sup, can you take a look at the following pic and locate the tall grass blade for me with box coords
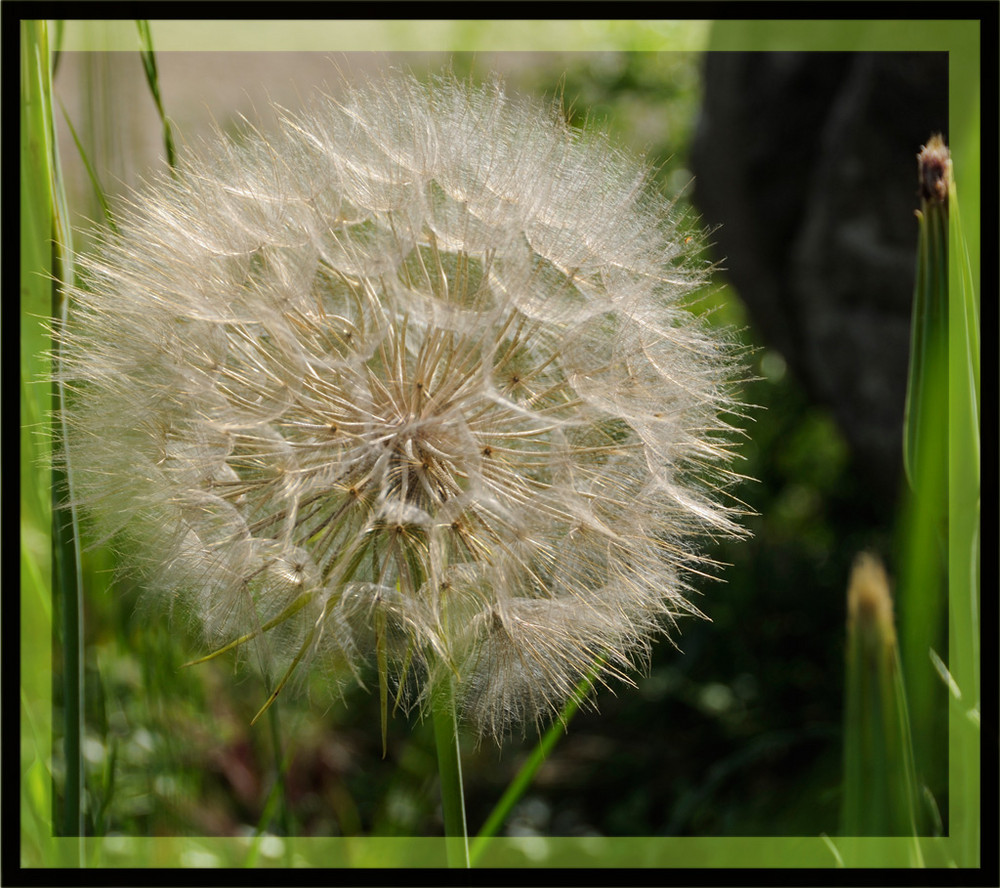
[21,19,58,862]
[897,135,952,822]
[897,134,980,866]
[902,135,950,496]
[22,18,86,841]
[946,146,980,870]
[135,20,176,170]
[59,105,118,235]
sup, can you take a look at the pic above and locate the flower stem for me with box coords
[266,700,291,838]
[431,682,469,868]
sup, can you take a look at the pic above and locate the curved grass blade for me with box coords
[250,623,317,727]
[59,103,118,235]
[135,20,176,170]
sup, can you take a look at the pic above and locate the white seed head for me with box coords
[60,70,747,741]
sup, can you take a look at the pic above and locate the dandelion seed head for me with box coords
[60,70,747,741]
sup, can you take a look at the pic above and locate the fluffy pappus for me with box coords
[58,70,749,742]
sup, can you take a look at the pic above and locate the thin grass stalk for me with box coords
[243,702,296,868]
[52,91,84,843]
[58,106,117,235]
[53,381,84,840]
[265,700,292,839]
[135,20,176,171]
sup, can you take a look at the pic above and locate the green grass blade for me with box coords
[180,590,313,667]
[21,20,57,863]
[23,18,86,842]
[946,146,980,870]
[135,20,176,170]
[59,104,118,235]
[896,133,980,866]
[897,137,952,820]
[902,136,950,495]
[264,701,293,839]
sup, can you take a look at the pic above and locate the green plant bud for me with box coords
[841,553,920,837]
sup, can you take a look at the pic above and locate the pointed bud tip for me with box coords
[847,552,895,644]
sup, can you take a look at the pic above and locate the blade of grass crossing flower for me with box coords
[470,658,601,866]
[180,590,313,667]
[245,539,378,724]
[250,623,318,727]
[135,20,176,170]
[841,554,922,844]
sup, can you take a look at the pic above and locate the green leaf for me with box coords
[945,135,981,870]
[897,136,951,826]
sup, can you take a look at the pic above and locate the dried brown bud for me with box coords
[917,134,951,207]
